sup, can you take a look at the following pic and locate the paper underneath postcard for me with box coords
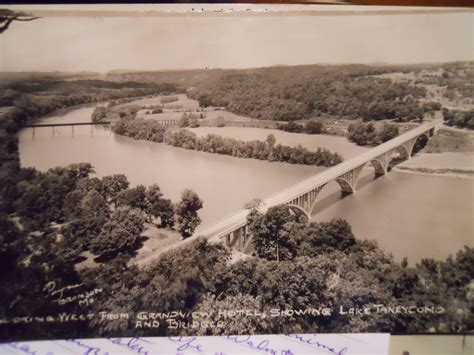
[1,333,390,355]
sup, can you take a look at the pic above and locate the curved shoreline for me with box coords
[394,166,474,179]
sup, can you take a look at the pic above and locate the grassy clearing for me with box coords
[425,128,474,153]
[75,223,183,271]
[133,223,183,261]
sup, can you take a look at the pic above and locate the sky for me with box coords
[0,7,473,72]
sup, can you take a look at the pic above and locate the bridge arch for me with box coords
[394,144,411,160]
[411,133,430,156]
[334,163,366,194]
[285,203,310,221]
[370,158,388,176]
[335,177,356,194]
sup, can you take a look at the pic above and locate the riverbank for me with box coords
[395,152,474,179]
[189,126,367,160]
[112,118,344,167]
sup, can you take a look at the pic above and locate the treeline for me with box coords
[1,82,181,129]
[277,120,326,134]
[164,130,343,167]
[112,118,343,167]
[91,105,140,123]
[347,122,400,146]
[442,108,474,130]
[0,79,181,106]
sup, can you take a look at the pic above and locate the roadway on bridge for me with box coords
[194,119,441,242]
[135,119,441,266]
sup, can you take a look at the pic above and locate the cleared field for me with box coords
[117,93,200,110]
[425,128,474,153]
[136,106,279,127]
[115,95,162,108]
[162,94,199,109]
[136,110,183,120]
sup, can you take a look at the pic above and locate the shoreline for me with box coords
[394,151,473,179]
[393,166,474,180]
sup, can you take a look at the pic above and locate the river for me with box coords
[18,106,473,264]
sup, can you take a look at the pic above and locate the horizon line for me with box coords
[1,59,473,75]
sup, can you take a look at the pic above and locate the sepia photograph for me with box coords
[0,4,473,344]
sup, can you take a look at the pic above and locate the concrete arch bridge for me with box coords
[193,120,439,253]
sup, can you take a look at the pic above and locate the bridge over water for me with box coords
[24,121,112,138]
[193,119,441,253]
[24,119,180,138]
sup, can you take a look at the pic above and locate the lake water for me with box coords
[18,106,473,263]
[19,106,322,228]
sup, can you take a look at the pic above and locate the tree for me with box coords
[379,123,399,143]
[91,206,146,261]
[247,205,301,261]
[91,107,108,123]
[198,94,213,108]
[61,190,110,251]
[179,114,189,128]
[305,120,325,134]
[348,122,379,146]
[80,190,111,221]
[101,174,129,205]
[298,218,356,256]
[0,10,40,34]
[145,184,175,227]
[116,185,147,211]
[265,134,276,148]
[175,189,203,238]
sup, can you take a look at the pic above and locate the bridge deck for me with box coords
[195,119,440,241]
[24,122,112,127]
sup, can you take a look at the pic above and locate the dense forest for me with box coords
[103,63,473,123]
[112,118,343,167]
[192,70,428,122]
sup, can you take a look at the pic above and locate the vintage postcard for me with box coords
[0,4,472,342]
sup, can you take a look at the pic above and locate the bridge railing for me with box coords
[24,122,112,128]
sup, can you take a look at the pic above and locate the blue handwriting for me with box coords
[168,336,204,353]
[285,334,348,355]
[226,335,293,355]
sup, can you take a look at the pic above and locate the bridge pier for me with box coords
[286,184,327,220]
[223,225,252,252]
[371,149,395,176]
[335,164,365,194]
